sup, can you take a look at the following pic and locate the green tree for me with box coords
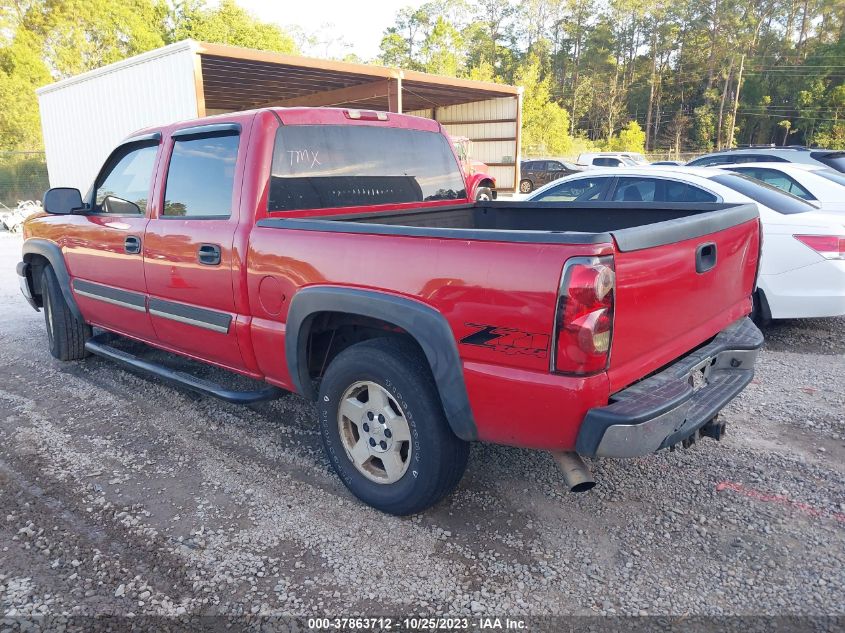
[421,16,463,75]
[168,0,297,53]
[28,0,168,78]
[515,53,572,155]
[607,120,645,152]
[0,30,50,149]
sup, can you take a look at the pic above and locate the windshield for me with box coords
[815,169,845,187]
[710,173,816,214]
[624,153,648,164]
[810,151,845,173]
[620,156,639,166]
[268,125,466,211]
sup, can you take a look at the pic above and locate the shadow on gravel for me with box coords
[760,316,845,355]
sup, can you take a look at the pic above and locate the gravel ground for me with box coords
[0,232,843,627]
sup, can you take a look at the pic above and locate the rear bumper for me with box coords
[575,317,763,458]
[16,261,39,311]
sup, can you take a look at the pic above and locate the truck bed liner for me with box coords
[258,201,758,251]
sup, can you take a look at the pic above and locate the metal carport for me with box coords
[196,42,522,191]
[38,40,522,192]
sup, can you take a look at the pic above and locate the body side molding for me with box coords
[286,286,478,441]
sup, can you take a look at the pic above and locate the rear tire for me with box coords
[519,179,533,194]
[41,266,91,360]
[750,290,771,327]
[318,338,469,515]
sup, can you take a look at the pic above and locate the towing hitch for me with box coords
[669,415,726,451]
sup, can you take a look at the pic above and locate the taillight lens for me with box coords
[553,256,615,375]
[794,235,845,260]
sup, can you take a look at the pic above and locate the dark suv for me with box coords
[688,147,845,172]
[519,159,582,193]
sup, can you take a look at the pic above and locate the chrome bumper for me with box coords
[16,261,39,311]
[575,317,763,458]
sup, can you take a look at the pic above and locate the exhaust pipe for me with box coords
[551,451,596,493]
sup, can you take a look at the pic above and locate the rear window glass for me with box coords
[711,173,815,214]
[810,151,845,173]
[593,157,621,167]
[268,125,466,211]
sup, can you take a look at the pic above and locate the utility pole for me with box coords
[728,53,746,149]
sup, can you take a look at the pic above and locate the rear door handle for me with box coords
[198,243,221,266]
[695,242,717,273]
[124,235,141,254]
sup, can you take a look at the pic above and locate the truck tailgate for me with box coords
[607,209,760,393]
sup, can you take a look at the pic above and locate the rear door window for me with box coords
[269,125,466,211]
[612,178,657,201]
[163,133,240,218]
[611,177,719,202]
[532,177,612,202]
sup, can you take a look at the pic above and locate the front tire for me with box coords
[519,179,533,194]
[318,338,469,515]
[41,266,91,360]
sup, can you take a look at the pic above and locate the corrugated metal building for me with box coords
[36,40,522,194]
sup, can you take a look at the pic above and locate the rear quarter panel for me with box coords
[246,228,613,447]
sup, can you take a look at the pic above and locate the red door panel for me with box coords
[143,218,243,370]
[63,215,157,340]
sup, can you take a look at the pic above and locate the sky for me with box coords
[236,0,422,61]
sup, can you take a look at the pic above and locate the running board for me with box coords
[84,333,284,404]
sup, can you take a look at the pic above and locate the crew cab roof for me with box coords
[124,107,442,143]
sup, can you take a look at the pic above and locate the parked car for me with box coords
[652,160,685,166]
[451,136,496,201]
[19,108,763,515]
[577,152,648,168]
[518,158,582,193]
[716,162,845,213]
[688,146,845,172]
[528,167,845,321]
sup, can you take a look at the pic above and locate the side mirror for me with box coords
[43,188,83,215]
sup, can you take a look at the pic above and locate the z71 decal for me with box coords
[460,323,550,358]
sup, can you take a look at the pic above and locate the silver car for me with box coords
[688,146,845,172]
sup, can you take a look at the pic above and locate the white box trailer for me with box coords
[37,40,523,194]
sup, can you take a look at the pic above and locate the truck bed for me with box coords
[258,201,758,251]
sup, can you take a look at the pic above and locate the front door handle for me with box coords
[198,243,221,266]
[124,235,141,254]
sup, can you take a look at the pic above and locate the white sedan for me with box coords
[527,167,845,321]
[716,162,845,213]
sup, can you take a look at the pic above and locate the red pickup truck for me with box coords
[18,107,763,515]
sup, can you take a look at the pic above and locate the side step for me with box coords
[84,333,284,404]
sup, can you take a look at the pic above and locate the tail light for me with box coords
[794,234,845,260]
[552,256,615,375]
